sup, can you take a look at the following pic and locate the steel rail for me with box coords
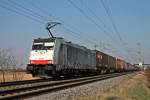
[0,73,105,87]
[0,78,52,88]
[0,72,127,88]
[0,72,126,94]
[0,72,130,93]
[0,72,135,100]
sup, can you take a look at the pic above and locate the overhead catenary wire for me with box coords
[1,0,129,59]
[26,0,123,53]
[0,8,80,45]
[0,3,44,24]
[1,0,136,63]
[67,0,123,56]
[23,0,100,45]
[98,0,136,61]
[23,0,54,20]
[23,0,118,54]
[79,0,120,51]
[80,0,115,37]
[1,0,98,46]
[67,0,115,41]
[62,26,97,45]
[7,0,51,22]
[99,0,124,44]
[67,0,130,58]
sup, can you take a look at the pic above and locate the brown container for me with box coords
[94,50,109,68]
[127,63,133,71]
[108,55,116,68]
[116,58,124,70]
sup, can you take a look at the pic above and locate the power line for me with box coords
[67,0,121,54]
[7,0,50,22]
[62,26,96,45]
[80,0,115,36]
[0,2,88,45]
[1,0,93,45]
[1,0,117,54]
[79,0,120,51]
[99,0,124,44]
[67,0,114,41]
[25,0,120,48]
[98,0,135,60]
[23,0,54,19]
[24,0,99,45]
[0,3,44,24]
[14,0,98,45]
[0,0,46,23]
[23,0,135,62]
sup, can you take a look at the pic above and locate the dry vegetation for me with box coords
[0,70,37,82]
[77,71,150,100]
[0,48,38,82]
[145,68,150,89]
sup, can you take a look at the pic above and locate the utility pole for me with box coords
[46,22,61,38]
[137,42,144,69]
[94,41,103,50]
[94,44,98,50]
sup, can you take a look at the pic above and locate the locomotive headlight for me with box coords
[48,60,51,63]
[48,60,53,64]
[30,60,35,64]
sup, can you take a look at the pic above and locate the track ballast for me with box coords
[0,72,135,100]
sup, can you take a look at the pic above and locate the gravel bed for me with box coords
[26,73,137,100]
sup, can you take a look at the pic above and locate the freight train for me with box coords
[27,37,139,77]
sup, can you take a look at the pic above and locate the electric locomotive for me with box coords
[27,37,96,77]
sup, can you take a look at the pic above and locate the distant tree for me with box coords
[0,48,24,82]
[0,48,11,82]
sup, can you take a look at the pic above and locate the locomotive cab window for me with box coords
[44,42,54,50]
[32,43,43,50]
[32,42,54,50]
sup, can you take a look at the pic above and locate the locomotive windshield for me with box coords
[32,42,54,50]
[32,38,55,50]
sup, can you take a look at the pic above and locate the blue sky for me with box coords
[0,0,150,67]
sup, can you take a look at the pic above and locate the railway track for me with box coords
[0,72,135,100]
[0,78,52,88]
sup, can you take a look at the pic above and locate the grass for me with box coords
[129,84,150,100]
[77,71,150,100]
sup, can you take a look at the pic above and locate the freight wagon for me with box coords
[94,50,116,74]
[115,58,125,72]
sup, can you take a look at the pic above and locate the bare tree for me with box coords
[0,48,25,82]
[0,48,11,82]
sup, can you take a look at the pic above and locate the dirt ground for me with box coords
[0,71,38,82]
[77,71,150,100]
